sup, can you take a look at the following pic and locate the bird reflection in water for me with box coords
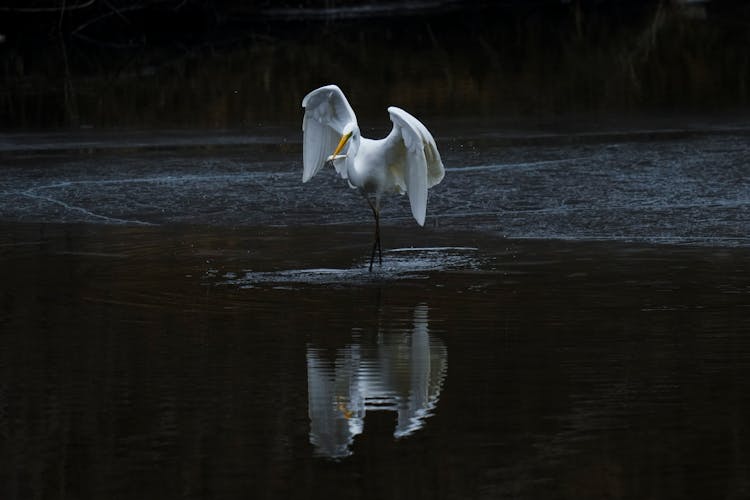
[306,304,447,458]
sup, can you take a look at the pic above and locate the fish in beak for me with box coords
[326,131,352,163]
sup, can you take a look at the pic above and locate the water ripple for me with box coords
[216,246,482,288]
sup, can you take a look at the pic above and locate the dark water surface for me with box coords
[1,125,750,499]
[2,121,749,244]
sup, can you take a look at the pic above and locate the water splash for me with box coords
[216,247,481,288]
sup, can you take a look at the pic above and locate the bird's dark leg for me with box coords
[375,208,382,266]
[365,196,383,272]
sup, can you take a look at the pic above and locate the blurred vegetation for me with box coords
[0,1,749,129]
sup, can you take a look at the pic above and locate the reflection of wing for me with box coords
[306,345,363,459]
[306,303,447,458]
[301,85,357,182]
[385,107,445,226]
[395,303,448,438]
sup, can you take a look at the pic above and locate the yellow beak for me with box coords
[332,131,352,157]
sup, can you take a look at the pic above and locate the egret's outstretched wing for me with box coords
[386,107,445,226]
[301,85,357,182]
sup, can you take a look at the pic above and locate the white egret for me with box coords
[301,84,445,271]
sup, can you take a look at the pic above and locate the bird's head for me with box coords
[331,122,358,158]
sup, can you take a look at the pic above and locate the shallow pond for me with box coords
[1,123,749,499]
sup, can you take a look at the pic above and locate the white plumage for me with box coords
[301,84,445,270]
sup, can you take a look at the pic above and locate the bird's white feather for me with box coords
[386,107,445,225]
[404,142,429,226]
[388,107,444,189]
[300,86,445,228]
[301,85,357,182]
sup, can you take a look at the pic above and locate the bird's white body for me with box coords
[344,135,403,196]
[301,85,444,226]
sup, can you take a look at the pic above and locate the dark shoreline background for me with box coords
[2,0,749,129]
